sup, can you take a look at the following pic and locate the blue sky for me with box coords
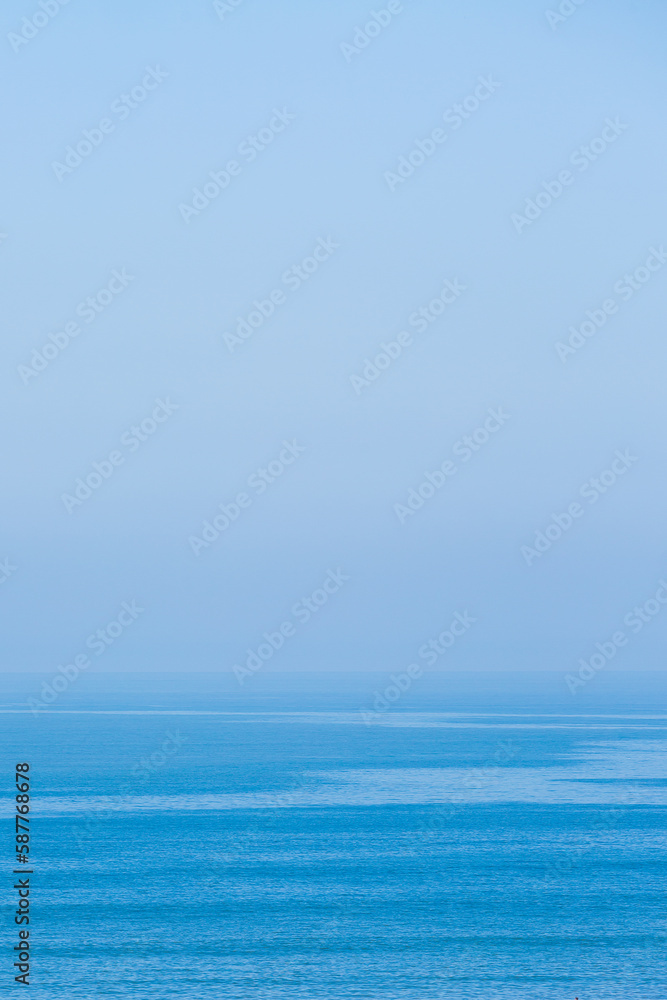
[2,0,667,676]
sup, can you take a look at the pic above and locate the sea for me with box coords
[1,672,666,999]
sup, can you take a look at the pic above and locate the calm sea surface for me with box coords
[2,705,666,998]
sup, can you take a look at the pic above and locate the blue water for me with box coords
[2,697,666,998]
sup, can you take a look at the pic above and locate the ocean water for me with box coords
[2,694,667,998]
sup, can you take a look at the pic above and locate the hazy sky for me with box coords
[2,0,667,678]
